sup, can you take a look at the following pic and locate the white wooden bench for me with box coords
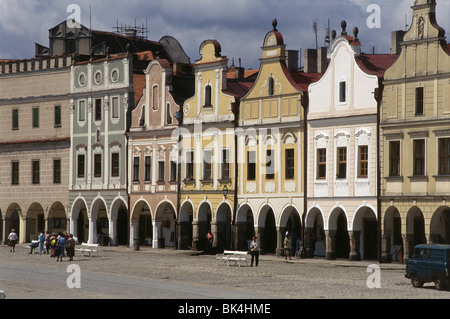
[216,250,249,267]
[75,243,99,257]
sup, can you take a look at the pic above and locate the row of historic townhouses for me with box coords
[306,22,398,261]
[237,22,320,255]
[380,0,450,262]
[0,55,73,244]
[69,54,138,245]
[127,57,194,248]
[179,39,251,252]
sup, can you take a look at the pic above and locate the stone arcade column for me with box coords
[2,218,6,245]
[381,232,391,263]
[349,231,361,261]
[325,230,336,260]
[276,226,286,256]
[129,220,138,248]
[152,220,162,248]
[211,221,218,249]
[88,217,96,244]
[192,221,199,251]
[304,227,314,258]
[403,234,414,263]
[108,217,116,246]
[235,222,248,250]
[256,227,265,254]
[177,221,190,250]
[69,217,77,242]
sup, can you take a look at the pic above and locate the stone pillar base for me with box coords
[349,252,361,261]
[326,251,336,260]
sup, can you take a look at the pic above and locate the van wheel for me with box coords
[411,275,423,288]
[434,278,446,291]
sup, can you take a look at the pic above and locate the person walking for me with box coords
[284,234,292,260]
[249,236,259,267]
[7,229,18,252]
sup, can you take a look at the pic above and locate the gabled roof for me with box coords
[289,70,323,92]
[224,80,255,100]
[355,53,399,78]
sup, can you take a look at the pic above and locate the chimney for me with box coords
[286,50,299,72]
[317,47,328,73]
[391,30,405,55]
[304,49,317,73]
[235,58,245,79]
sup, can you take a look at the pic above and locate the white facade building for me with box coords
[306,25,397,260]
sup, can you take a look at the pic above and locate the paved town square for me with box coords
[2,3,450,311]
[0,244,448,301]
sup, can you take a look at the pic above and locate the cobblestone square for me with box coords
[1,244,448,300]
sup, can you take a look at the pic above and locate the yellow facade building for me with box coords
[381,0,450,261]
[178,40,253,251]
[237,21,321,254]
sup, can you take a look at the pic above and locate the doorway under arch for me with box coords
[430,206,450,244]
[197,202,212,251]
[216,203,232,251]
[259,206,276,254]
[236,204,254,250]
[6,206,21,244]
[155,201,176,248]
[178,201,193,250]
[329,208,350,259]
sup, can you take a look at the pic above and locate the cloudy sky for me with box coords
[1,0,450,69]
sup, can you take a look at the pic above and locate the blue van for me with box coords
[405,244,450,290]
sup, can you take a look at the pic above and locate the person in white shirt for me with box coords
[8,229,18,252]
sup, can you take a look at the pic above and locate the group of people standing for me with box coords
[43,231,76,261]
[7,229,76,261]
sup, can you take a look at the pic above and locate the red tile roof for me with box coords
[224,80,254,99]
[355,54,399,78]
[280,60,323,92]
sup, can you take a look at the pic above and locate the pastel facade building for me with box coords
[179,39,253,251]
[237,22,321,254]
[307,23,397,260]
[69,54,137,245]
[127,44,194,248]
[380,0,450,261]
[0,56,72,244]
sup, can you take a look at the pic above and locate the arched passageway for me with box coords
[216,203,232,252]
[236,204,254,250]
[258,206,277,254]
[178,202,193,250]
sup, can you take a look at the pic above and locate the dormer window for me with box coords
[204,85,212,107]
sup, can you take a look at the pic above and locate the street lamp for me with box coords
[223,185,228,198]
